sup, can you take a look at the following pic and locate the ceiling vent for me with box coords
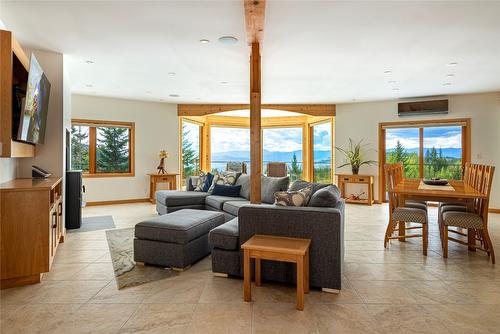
[398,99,448,117]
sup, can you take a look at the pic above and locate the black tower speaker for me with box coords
[65,170,82,229]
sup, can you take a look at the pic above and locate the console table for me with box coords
[148,173,179,204]
[337,174,374,205]
[0,177,64,289]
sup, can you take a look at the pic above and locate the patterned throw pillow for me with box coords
[194,172,212,192]
[208,171,240,193]
[274,185,313,207]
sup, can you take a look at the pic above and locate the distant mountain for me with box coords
[211,150,331,163]
[386,147,462,159]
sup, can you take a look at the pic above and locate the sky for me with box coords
[386,126,462,150]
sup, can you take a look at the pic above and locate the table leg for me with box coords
[255,258,261,287]
[296,255,304,311]
[304,250,309,294]
[171,176,177,190]
[243,250,251,302]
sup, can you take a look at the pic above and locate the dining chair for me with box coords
[390,162,428,211]
[226,161,247,174]
[267,162,288,177]
[441,164,495,263]
[384,163,429,255]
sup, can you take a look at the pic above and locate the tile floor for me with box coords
[1,203,500,333]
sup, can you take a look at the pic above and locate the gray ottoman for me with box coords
[134,209,225,269]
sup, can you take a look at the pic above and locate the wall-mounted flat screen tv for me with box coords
[17,54,51,144]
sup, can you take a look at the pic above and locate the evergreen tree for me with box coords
[391,140,409,165]
[182,124,199,177]
[96,127,129,172]
[71,126,89,171]
[289,152,302,180]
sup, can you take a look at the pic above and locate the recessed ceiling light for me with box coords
[220,81,228,84]
[443,82,452,86]
[446,74,455,77]
[168,72,176,76]
[169,94,180,98]
[447,62,458,67]
[392,87,399,91]
[199,39,210,44]
[85,84,93,88]
[218,36,239,45]
[85,60,95,64]
[388,80,397,84]
[384,70,392,74]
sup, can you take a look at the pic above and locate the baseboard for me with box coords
[86,198,150,206]
[490,208,500,214]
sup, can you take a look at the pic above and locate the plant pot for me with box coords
[351,166,359,175]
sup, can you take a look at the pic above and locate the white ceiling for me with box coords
[1,1,500,104]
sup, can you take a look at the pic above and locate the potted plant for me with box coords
[336,138,377,175]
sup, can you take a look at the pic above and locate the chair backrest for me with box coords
[226,161,247,174]
[267,162,287,177]
[384,163,402,211]
[476,165,495,223]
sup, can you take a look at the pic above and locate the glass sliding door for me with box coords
[262,127,303,181]
[211,126,250,174]
[385,127,420,178]
[312,121,332,183]
[182,121,201,186]
[423,126,462,180]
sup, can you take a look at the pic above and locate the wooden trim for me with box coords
[419,127,424,178]
[379,118,470,128]
[303,123,311,181]
[378,124,386,202]
[129,123,135,176]
[88,127,96,174]
[72,118,134,128]
[244,0,266,44]
[250,42,262,204]
[177,104,335,117]
[11,35,29,70]
[489,208,500,214]
[179,117,184,184]
[85,198,150,206]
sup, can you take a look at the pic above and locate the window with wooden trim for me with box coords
[71,119,135,177]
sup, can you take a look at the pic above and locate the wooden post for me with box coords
[250,42,262,203]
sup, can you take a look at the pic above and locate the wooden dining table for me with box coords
[390,178,488,249]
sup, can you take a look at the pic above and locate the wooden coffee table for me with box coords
[241,234,311,310]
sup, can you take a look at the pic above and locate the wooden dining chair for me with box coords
[267,162,287,177]
[384,163,429,255]
[390,162,427,211]
[442,164,495,263]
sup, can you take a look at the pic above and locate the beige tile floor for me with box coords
[2,203,500,333]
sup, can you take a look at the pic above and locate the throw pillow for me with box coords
[261,176,290,204]
[289,179,329,194]
[194,172,213,192]
[274,185,313,207]
[211,184,242,197]
[235,174,250,200]
[208,171,240,193]
[308,185,341,207]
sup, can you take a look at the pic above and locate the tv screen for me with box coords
[17,54,50,144]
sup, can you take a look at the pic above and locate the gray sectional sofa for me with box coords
[154,174,345,291]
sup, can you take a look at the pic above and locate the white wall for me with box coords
[335,92,500,209]
[0,158,17,182]
[71,95,179,202]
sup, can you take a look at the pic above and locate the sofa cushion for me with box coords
[235,174,250,200]
[208,218,239,250]
[135,209,225,245]
[274,186,313,207]
[205,195,247,210]
[308,185,341,208]
[212,184,242,197]
[156,190,209,207]
[261,176,290,204]
[223,200,251,216]
[290,179,329,194]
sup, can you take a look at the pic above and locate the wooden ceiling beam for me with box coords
[244,0,266,44]
[177,104,336,117]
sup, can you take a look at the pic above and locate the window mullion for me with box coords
[419,127,424,178]
[89,127,97,174]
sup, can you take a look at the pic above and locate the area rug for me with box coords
[68,215,116,233]
[105,228,177,289]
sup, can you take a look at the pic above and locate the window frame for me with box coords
[309,119,334,184]
[71,118,135,178]
[378,118,471,202]
[179,118,203,186]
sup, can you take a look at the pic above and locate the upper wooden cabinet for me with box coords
[0,29,35,158]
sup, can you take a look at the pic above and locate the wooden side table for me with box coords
[241,234,311,311]
[147,173,179,204]
[336,174,375,205]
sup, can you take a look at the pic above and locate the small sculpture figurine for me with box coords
[157,150,169,174]
[348,191,366,201]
